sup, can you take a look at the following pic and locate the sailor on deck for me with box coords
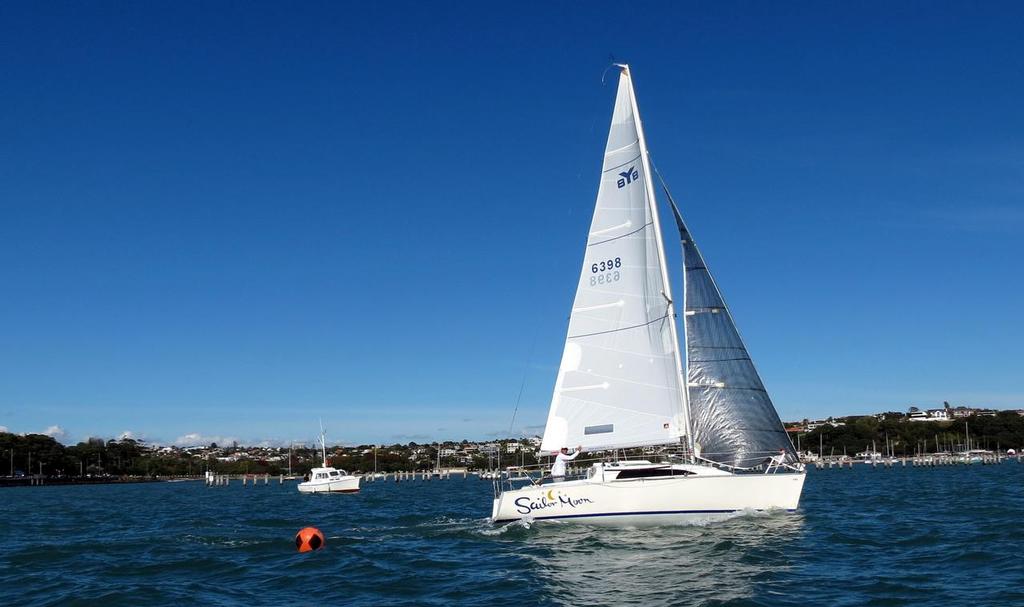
[550,446,582,482]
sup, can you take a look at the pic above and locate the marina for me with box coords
[196,454,1023,491]
[202,469,472,486]
[812,454,1018,468]
[10,450,1018,492]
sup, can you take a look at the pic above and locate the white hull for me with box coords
[492,469,805,526]
[298,475,360,493]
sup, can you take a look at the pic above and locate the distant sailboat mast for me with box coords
[318,419,328,468]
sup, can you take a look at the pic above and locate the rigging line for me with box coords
[600,58,620,85]
[507,328,539,436]
[649,161,687,237]
[588,221,652,246]
[568,314,670,340]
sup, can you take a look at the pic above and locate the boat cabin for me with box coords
[575,460,732,483]
[310,468,349,480]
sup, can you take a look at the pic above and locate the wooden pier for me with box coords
[199,455,1022,488]
[203,469,476,487]
[810,453,1021,470]
[362,469,469,482]
[205,472,286,486]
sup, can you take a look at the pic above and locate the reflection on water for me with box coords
[523,513,805,606]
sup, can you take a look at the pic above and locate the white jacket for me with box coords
[551,450,580,477]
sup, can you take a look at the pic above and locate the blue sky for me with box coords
[1,2,1021,446]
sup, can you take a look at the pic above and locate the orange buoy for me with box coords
[295,526,325,552]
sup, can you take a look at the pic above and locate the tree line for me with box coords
[793,412,1024,457]
[0,433,204,478]
[0,433,542,478]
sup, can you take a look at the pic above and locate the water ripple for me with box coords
[1,464,1022,605]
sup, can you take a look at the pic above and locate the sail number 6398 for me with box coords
[590,257,622,273]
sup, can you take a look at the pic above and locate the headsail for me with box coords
[541,68,687,453]
[659,183,798,467]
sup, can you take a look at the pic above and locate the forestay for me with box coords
[541,69,686,453]
[663,189,798,468]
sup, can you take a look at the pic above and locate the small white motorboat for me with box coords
[298,423,360,494]
[298,466,360,493]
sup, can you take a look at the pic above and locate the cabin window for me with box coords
[615,468,693,479]
[329,471,339,476]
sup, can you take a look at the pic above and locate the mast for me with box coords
[318,419,328,468]
[618,64,693,453]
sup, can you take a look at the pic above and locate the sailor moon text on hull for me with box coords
[492,65,804,525]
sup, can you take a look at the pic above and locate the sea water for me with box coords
[2,463,1023,606]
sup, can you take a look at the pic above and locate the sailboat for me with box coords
[491,65,805,525]
[283,443,303,481]
[368,446,387,480]
[297,423,360,494]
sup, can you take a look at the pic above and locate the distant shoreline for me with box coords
[0,476,189,488]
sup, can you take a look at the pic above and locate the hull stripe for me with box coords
[493,508,796,524]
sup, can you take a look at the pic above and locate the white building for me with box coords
[908,408,949,422]
[804,418,845,431]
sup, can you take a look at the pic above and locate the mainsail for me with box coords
[661,186,798,468]
[541,67,687,453]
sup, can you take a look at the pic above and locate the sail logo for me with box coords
[617,166,639,189]
[514,490,595,515]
